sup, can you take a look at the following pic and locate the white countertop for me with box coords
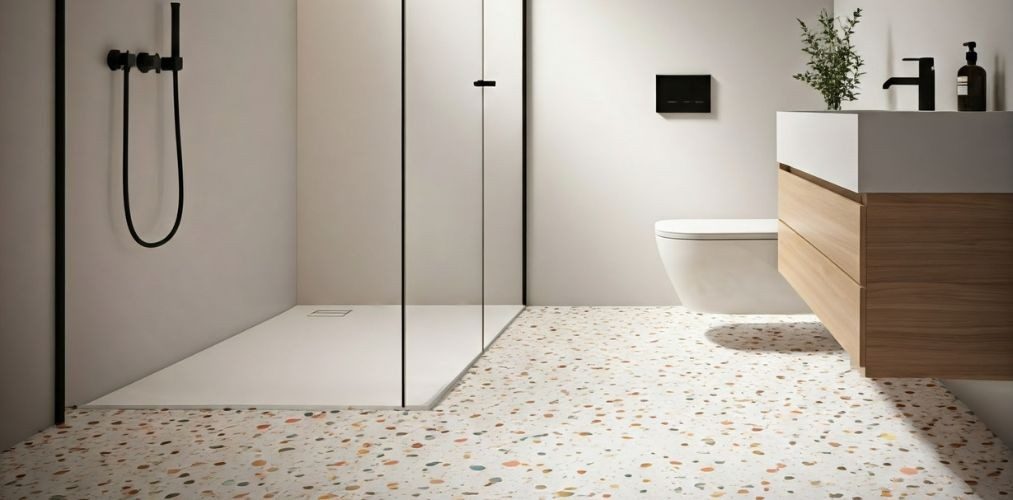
[776,111,1013,193]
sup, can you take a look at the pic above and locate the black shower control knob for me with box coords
[106,50,136,71]
[136,52,161,73]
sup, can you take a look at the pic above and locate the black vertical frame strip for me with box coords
[480,0,486,350]
[400,0,407,409]
[54,0,66,425]
[521,0,528,306]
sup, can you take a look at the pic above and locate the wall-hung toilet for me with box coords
[655,219,809,314]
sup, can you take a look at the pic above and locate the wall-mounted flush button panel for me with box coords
[656,75,711,113]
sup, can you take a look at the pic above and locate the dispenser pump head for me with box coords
[963,41,978,64]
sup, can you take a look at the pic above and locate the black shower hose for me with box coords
[120,63,184,248]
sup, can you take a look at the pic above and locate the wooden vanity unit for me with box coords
[776,111,1013,380]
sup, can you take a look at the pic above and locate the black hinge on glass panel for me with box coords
[473,80,497,87]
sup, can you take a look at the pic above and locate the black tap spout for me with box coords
[882,57,935,110]
[882,77,920,89]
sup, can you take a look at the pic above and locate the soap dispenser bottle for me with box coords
[957,41,986,111]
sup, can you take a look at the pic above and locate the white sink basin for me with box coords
[776,111,1013,193]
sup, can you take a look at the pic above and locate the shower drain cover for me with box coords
[308,309,352,318]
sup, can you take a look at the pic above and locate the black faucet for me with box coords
[883,57,935,110]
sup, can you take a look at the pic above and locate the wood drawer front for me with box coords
[862,193,1013,379]
[778,169,863,283]
[864,282,1013,379]
[778,222,863,365]
[865,193,1013,283]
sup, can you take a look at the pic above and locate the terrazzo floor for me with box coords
[2,307,1010,499]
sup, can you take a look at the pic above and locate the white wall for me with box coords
[405,0,485,305]
[527,0,830,305]
[0,0,54,450]
[66,0,297,405]
[484,0,525,307]
[836,0,1013,448]
[837,0,1012,112]
[297,0,402,305]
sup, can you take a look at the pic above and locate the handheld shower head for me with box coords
[160,2,182,71]
[171,2,180,61]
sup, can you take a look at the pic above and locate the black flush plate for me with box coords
[656,75,711,113]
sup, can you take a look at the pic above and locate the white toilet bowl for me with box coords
[655,219,809,314]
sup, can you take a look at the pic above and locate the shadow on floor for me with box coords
[706,321,1010,495]
[704,322,843,353]
[872,378,1011,497]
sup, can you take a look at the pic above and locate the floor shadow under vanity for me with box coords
[704,321,842,353]
[705,319,1010,497]
[872,378,1011,498]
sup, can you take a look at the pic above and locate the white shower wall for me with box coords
[65,0,298,406]
[0,0,55,450]
[296,0,403,305]
[404,0,485,307]
[483,0,525,307]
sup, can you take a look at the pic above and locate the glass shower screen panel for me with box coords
[482,0,525,347]
[404,0,485,407]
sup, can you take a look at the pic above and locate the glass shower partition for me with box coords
[404,0,485,408]
[65,0,522,412]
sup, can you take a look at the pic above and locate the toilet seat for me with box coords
[654,219,777,240]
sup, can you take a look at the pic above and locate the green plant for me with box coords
[793,8,865,110]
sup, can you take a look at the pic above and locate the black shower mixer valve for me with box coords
[106,50,182,73]
[106,1,182,75]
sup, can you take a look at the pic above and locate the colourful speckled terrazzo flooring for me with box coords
[1,306,1010,499]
